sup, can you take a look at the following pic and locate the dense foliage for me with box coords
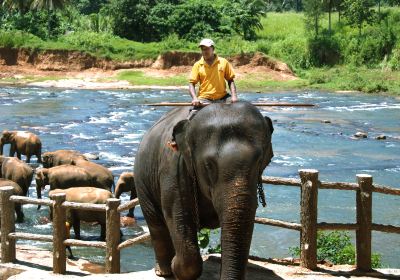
[289,231,382,267]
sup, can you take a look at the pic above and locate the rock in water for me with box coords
[354,132,368,138]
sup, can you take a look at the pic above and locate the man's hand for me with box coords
[192,98,201,106]
[231,95,238,103]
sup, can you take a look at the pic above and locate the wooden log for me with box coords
[117,198,139,213]
[371,223,400,234]
[105,198,120,273]
[51,193,67,274]
[64,239,106,249]
[372,185,400,196]
[118,233,151,251]
[8,233,53,242]
[254,217,301,231]
[143,102,315,107]
[262,176,301,187]
[317,223,359,231]
[356,174,372,272]
[0,187,16,263]
[319,181,359,191]
[62,201,106,212]
[9,196,53,207]
[299,169,319,270]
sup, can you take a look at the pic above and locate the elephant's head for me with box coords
[172,102,273,279]
[114,172,136,198]
[0,131,14,155]
[41,153,53,168]
[35,168,49,200]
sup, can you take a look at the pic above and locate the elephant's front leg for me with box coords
[9,144,16,157]
[140,199,175,277]
[163,182,202,280]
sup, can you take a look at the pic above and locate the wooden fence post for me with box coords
[299,169,319,270]
[106,198,120,273]
[51,193,67,274]
[356,174,372,271]
[0,187,16,263]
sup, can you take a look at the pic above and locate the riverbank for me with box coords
[1,245,400,280]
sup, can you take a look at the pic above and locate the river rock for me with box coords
[83,153,100,160]
[120,216,136,227]
[354,132,368,138]
[375,135,387,140]
[322,120,331,123]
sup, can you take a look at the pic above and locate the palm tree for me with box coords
[2,0,32,13]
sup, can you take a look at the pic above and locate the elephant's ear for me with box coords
[264,116,274,134]
[172,119,189,152]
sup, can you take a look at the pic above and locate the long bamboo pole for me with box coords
[143,102,315,107]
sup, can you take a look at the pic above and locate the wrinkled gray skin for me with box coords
[42,150,88,168]
[0,178,25,223]
[135,102,274,280]
[49,187,113,240]
[114,172,136,218]
[42,150,114,191]
[0,130,42,163]
[0,156,33,197]
[35,165,97,208]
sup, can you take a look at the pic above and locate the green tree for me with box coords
[223,0,265,40]
[303,0,324,37]
[2,0,32,13]
[31,0,69,10]
[342,0,375,36]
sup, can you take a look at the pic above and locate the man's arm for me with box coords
[228,80,238,102]
[189,83,200,106]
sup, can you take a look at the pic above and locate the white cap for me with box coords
[199,38,215,47]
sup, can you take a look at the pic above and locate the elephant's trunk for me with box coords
[218,179,257,280]
[36,179,43,210]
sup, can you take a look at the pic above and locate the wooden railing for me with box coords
[0,189,150,274]
[256,169,400,271]
[0,168,399,273]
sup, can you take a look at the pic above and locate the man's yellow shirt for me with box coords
[189,55,235,100]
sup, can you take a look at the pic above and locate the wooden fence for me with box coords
[0,168,399,273]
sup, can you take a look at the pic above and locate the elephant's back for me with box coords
[49,187,112,203]
[49,165,92,185]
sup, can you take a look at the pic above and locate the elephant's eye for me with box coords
[203,159,218,187]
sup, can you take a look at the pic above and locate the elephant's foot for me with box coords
[154,262,172,277]
[171,255,202,280]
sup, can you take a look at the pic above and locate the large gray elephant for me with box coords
[49,187,113,240]
[114,172,136,218]
[134,102,274,280]
[0,130,42,163]
[0,178,25,223]
[42,150,88,168]
[0,156,33,196]
[35,165,97,202]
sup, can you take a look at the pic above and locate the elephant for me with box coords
[42,150,88,168]
[114,172,137,218]
[35,165,97,205]
[0,178,25,223]
[49,187,113,241]
[42,150,113,191]
[134,101,274,280]
[0,130,42,163]
[0,156,34,197]
[71,158,114,191]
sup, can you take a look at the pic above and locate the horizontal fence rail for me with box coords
[0,169,399,274]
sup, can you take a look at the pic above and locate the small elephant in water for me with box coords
[114,172,137,218]
[0,130,42,163]
[42,150,88,168]
[0,178,25,223]
[0,156,33,197]
[135,102,274,279]
[49,187,113,240]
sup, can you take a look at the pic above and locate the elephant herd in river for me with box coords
[0,102,274,280]
[0,130,136,241]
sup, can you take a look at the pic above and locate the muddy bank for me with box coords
[0,48,293,74]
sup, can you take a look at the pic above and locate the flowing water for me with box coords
[0,87,399,270]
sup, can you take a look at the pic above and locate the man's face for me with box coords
[201,46,214,60]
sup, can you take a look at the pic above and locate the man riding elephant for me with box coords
[135,101,274,280]
[0,130,42,163]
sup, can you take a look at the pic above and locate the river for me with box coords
[0,86,399,270]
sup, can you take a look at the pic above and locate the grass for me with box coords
[116,70,188,86]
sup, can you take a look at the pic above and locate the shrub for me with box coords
[308,33,341,67]
[269,35,311,70]
[388,46,400,70]
[289,231,382,268]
